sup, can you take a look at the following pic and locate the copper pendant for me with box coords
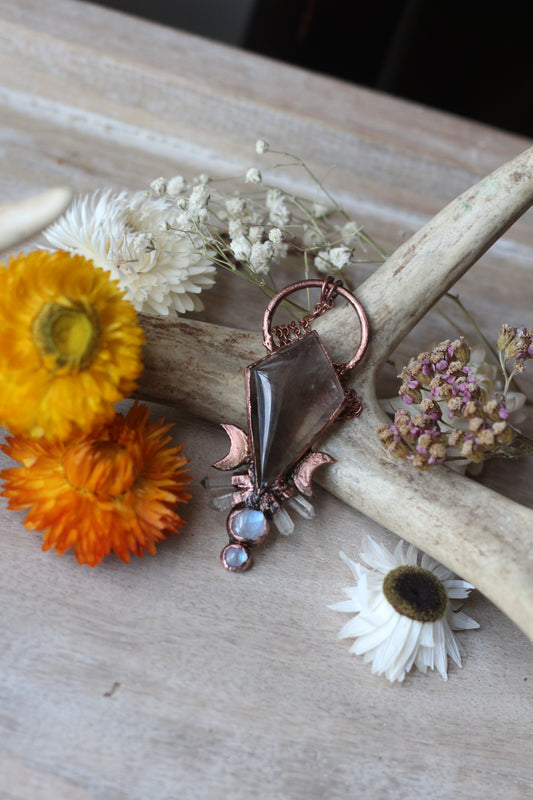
[206,277,369,571]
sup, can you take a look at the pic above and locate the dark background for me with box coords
[91,0,533,138]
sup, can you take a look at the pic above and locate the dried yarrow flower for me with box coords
[497,324,533,395]
[378,335,530,470]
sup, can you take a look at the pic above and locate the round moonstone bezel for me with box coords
[226,506,270,545]
[220,542,252,572]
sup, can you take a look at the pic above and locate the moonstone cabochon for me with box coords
[247,331,345,487]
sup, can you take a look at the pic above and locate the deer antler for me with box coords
[0,187,72,251]
[2,152,531,638]
[138,146,533,640]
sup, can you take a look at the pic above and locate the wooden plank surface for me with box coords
[0,2,532,798]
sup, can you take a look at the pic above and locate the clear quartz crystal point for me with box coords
[201,474,234,491]
[271,505,295,536]
[208,492,235,512]
[287,493,315,519]
[248,332,344,487]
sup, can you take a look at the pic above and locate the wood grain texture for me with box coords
[0,2,532,799]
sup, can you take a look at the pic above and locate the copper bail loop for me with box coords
[262,277,370,374]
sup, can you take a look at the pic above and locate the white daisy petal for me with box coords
[404,543,418,566]
[415,645,432,673]
[360,536,396,573]
[340,613,381,640]
[443,579,476,599]
[353,610,399,659]
[450,611,480,630]
[393,619,423,680]
[378,614,416,680]
[443,619,465,668]
[420,621,435,647]
[329,599,359,614]
[339,550,365,581]
[420,553,455,581]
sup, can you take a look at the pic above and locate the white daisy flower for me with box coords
[330,537,479,682]
[43,190,216,316]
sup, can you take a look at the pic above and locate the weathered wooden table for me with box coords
[0,2,531,798]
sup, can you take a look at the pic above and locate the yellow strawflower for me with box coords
[0,250,144,439]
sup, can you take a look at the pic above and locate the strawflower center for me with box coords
[33,300,102,370]
[382,565,447,622]
[63,437,143,497]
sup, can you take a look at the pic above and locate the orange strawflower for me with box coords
[1,403,191,566]
[0,250,144,439]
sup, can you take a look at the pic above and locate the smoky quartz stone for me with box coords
[247,331,345,487]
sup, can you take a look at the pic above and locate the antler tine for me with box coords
[361,144,533,364]
[311,144,533,365]
[0,187,72,252]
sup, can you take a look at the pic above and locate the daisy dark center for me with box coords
[382,565,447,622]
[34,301,102,370]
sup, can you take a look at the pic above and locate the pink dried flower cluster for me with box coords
[377,337,515,470]
[497,324,533,373]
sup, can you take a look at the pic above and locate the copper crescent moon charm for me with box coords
[292,451,336,496]
[212,423,249,470]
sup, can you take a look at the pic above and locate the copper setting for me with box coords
[209,277,369,571]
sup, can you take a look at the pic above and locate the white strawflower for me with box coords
[43,190,215,316]
[245,168,262,184]
[330,537,479,682]
[255,139,269,154]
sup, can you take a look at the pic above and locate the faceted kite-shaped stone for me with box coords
[247,332,344,487]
